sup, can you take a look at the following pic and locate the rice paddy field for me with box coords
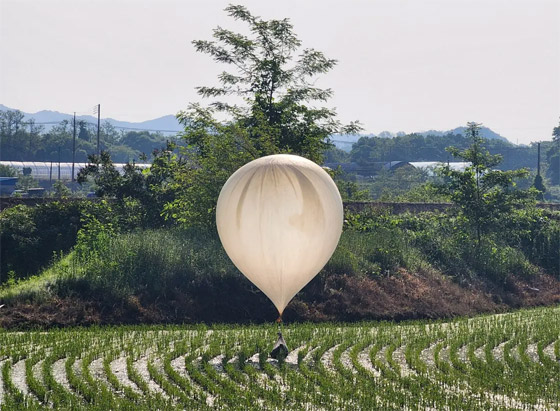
[0,305,559,410]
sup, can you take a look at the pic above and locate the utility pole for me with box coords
[96,103,101,155]
[537,142,541,176]
[58,147,61,180]
[72,112,76,183]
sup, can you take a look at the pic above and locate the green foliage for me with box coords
[381,183,450,203]
[438,122,535,243]
[546,121,560,187]
[344,207,557,281]
[2,205,558,318]
[0,110,43,161]
[0,199,137,284]
[163,118,256,227]
[168,4,360,227]
[77,149,178,228]
[369,167,433,200]
[119,131,169,159]
[502,207,560,274]
[50,180,71,198]
[0,164,18,177]
[541,120,560,187]
[0,202,84,282]
[337,180,371,201]
[0,205,37,283]
[335,165,448,202]
[324,146,350,163]
[334,171,371,201]
[326,227,424,276]
[74,209,117,257]
[15,174,37,190]
[547,152,560,186]
[71,228,235,301]
[189,5,360,159]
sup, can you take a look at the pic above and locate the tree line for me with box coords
[325,132,559,179]
[0,109,173,163]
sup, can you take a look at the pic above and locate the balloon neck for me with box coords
[276,314,283,324]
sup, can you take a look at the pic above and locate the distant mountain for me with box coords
[1,104,509,146]
[0,104,183,135]
[417,126,508,142]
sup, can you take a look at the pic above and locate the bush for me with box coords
[69,228,236,301]
[0,205,37,283]
[3,206,558,314]
[345,208,555,282]
[0,199,134,283]
[508,208,560,275]
[0,164,18,177]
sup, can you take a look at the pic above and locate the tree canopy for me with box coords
[181,5,360,163]
[438,122,534,243]
[166,4,360,226]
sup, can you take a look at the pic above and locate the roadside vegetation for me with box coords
[1,198,558,327]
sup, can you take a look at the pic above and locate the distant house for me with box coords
[0,177,18,195]
[382,161,470,174]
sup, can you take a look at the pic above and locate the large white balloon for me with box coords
[216,154,343,315]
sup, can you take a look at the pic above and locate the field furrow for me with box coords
[0,306,559,409]
[11,359,29,397]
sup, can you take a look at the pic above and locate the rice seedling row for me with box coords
[0,306,558,410]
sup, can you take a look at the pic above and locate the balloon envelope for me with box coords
[216,154,343,314]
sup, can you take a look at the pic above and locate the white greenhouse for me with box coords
[0,161,150,181]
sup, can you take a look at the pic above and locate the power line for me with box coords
[31,121,181,133]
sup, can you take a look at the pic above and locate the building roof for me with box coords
[0,161,150,180]
[409,161,470,171]
[383,161,412,170]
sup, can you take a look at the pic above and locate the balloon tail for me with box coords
[276,313,284,334]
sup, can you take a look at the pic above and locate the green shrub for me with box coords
[0,202,85,282]
[69,228,236,301]
[345,208,555,282]
[0,205,38,282]
[3,206,558,308]
[0,196,177,284]
[503,208,560,276]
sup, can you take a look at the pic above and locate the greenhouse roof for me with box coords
[0,161,150,180]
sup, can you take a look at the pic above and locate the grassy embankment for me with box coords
[1,207,558,327]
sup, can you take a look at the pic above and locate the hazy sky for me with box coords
[1,0,558,144]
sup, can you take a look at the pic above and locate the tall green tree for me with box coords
[167,4,360,226]
[439,122,534,244]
